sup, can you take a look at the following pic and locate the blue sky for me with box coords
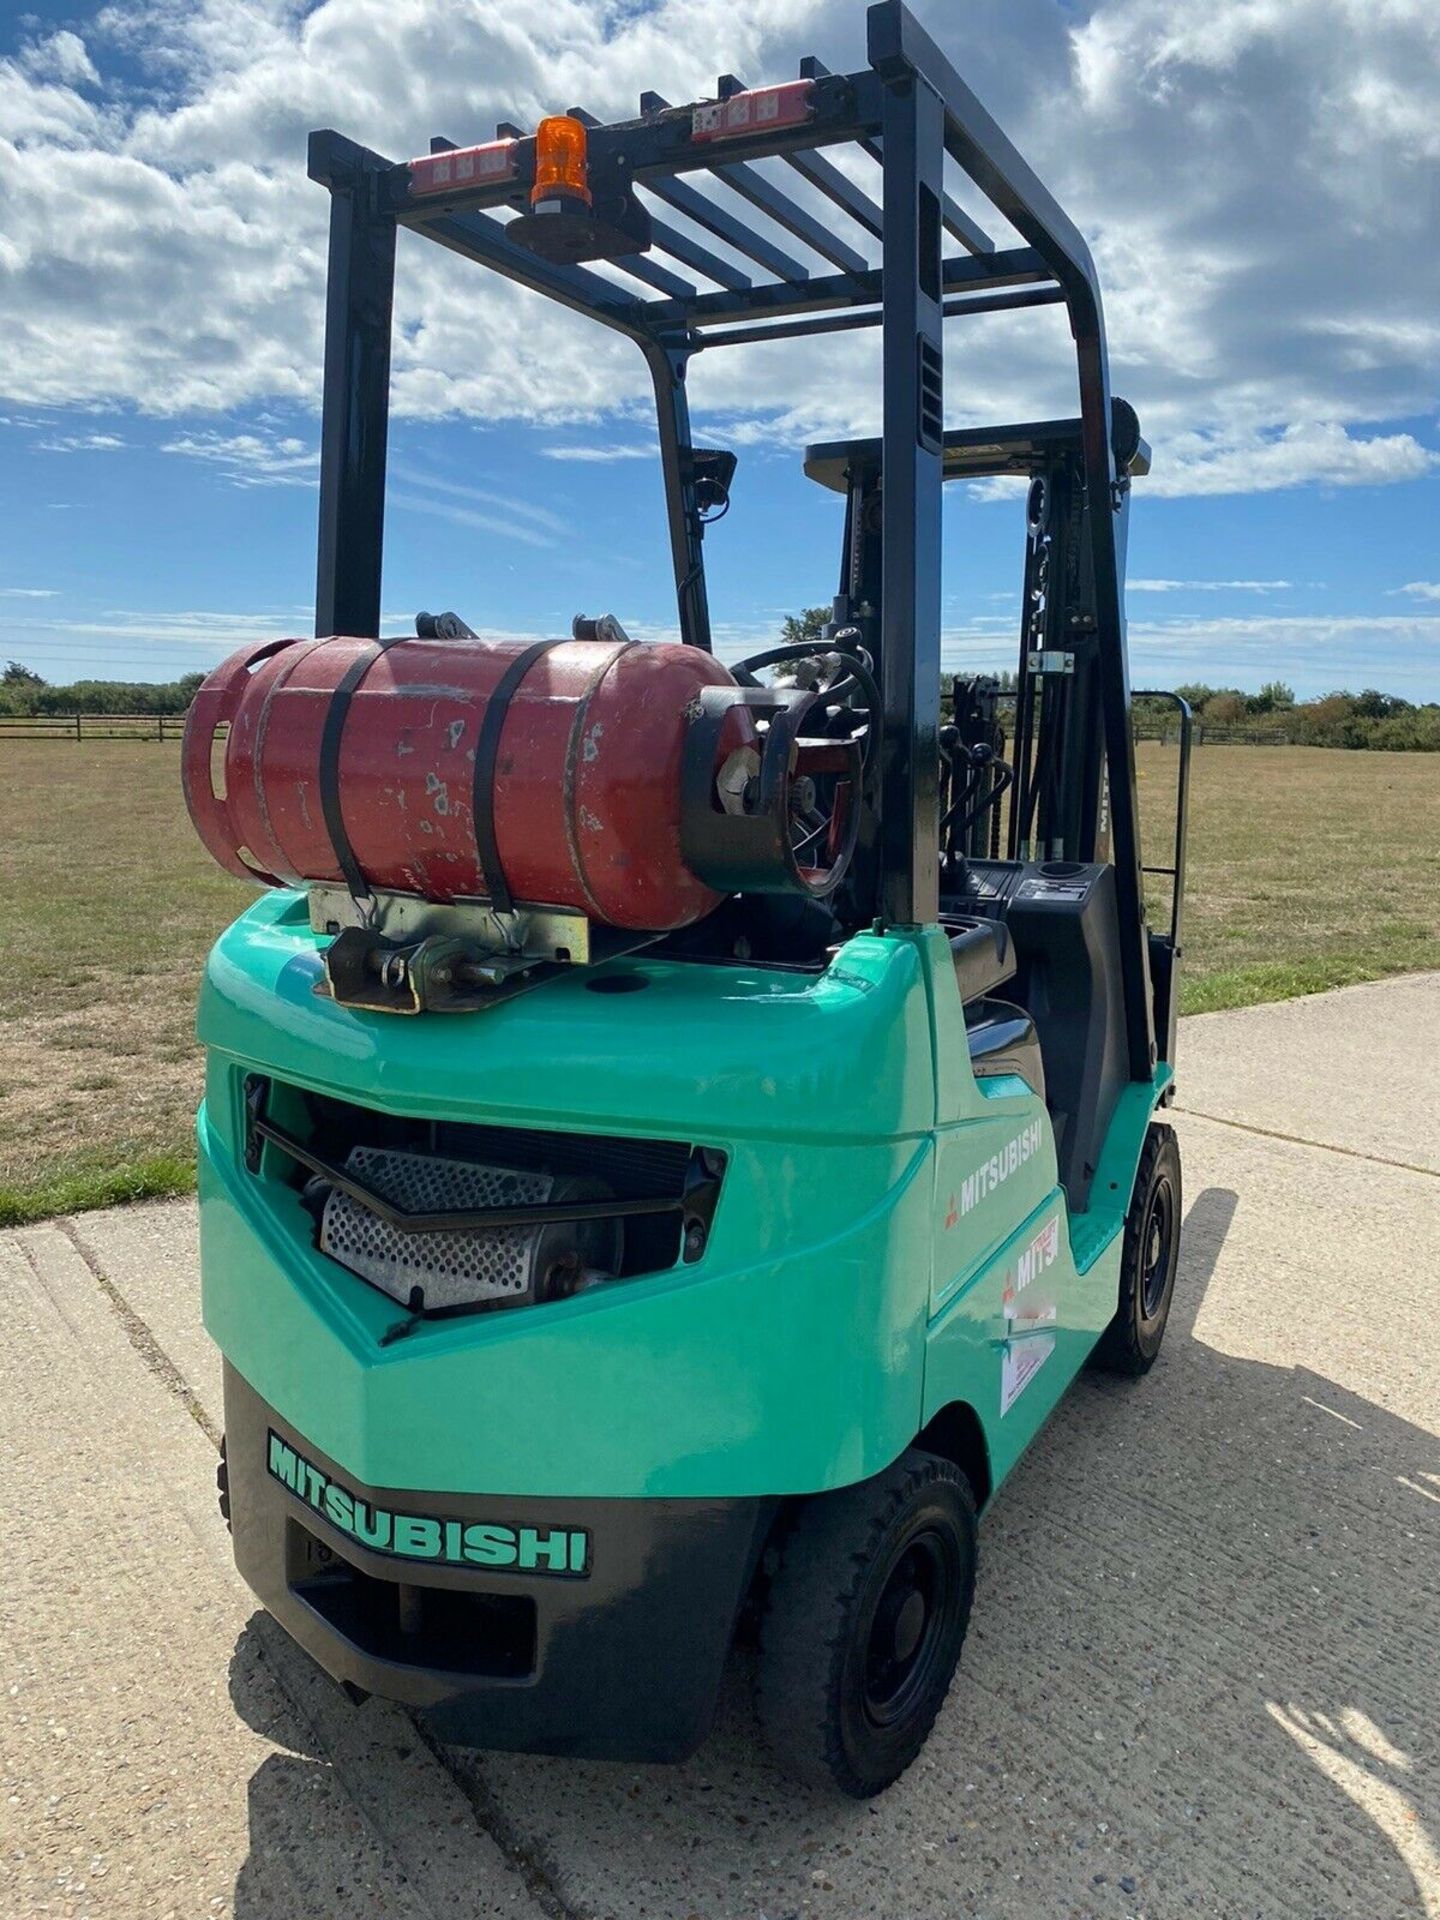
[2,0,1438,697]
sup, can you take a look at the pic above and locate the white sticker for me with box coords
[1000,1334,1055,1416]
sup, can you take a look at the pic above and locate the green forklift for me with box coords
[188,1,1192,1797]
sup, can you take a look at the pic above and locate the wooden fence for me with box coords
[0,711,1314,749]
[0,712,187,742]
[1132,720,1294,747]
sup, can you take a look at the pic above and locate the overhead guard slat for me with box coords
[660,244,1051,331]
[636,91,868,280]
[606,253,696,300]
[711,157,869,276]
[643,174,809,284]
[692,283,1063,350]
[643,214,753,292]
[784,149,883,238]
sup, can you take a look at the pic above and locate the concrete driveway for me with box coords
[4,973,1438,1920]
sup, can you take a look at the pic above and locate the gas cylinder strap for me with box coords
[318,635,412,915]
[470,636,570,915]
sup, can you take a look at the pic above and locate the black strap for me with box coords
[319,635,411,907]
[470,638,569,913]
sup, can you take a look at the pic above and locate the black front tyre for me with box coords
[1091,1121,1182,1376]
[756,1449,978,1798]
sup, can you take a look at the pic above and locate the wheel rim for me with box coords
[861,1527,960,1727]
[1139,1173,1176,1321]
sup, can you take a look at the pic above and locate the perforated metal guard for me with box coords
[319,1145,554,1309]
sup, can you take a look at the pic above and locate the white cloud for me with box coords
[388,490,555,550]
[20,31,99,89]
[37,432,126,452]
[1129,579,1293,594]
[389,466,567,535]
[388,465,568,546]
[0,586,59,597]
[1124,610,1440,701]
[32,609,310,644]
[0,0,1435,497]
[1392,581,1440,601]
[1145,422,1437,498]
[540,444,655,463]
[160,428,316,485]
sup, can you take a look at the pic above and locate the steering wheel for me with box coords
[727,642,876,885]
[731,639,880,768]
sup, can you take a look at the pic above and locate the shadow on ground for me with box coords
[227,1186,1440,1919]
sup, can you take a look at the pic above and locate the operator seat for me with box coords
[944,916,1046,1102]
[964,1001,1047,1101]
[945,857,1130,1212]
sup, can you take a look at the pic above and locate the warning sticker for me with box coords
[1000,1333,1056,1416]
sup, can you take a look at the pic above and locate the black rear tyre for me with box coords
[1091,1122,1181,1376]
[756,1449,977,1798]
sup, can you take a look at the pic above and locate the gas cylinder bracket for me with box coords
[308,887,654,1012]
[307,885,595,962]
[321,929,542,1014]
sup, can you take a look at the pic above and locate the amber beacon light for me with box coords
[531,115,591,207]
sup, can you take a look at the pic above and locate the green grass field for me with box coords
[1136,741,1440,1011]
[1,739,1436,1224]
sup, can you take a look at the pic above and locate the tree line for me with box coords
[1136,682,1440,751]
[2,661,206,717]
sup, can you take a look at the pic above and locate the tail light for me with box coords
[691,81,814,144]
[408,139,518,197]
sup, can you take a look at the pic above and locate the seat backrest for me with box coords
[945,915,1015,1004]
[965,998,1046,1102]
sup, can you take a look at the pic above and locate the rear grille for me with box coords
[246,1078,723,1313]
[319,1147,553,1308]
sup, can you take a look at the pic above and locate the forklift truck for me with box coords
[190,1,1192,1797]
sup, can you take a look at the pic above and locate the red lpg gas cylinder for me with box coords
[182,632,744,932]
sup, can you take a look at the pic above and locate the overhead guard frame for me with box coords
[307,0,1156,1079]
